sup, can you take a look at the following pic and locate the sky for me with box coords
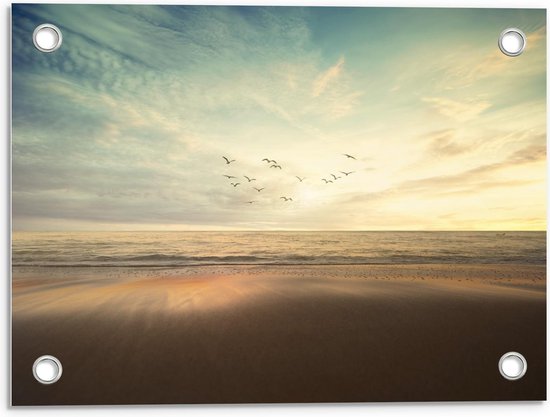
[12,5,546,231]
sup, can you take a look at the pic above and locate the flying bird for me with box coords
[340,171,355,176]
[280,197,293,201]
[331,173,341,180]
[245,201,257,204]
[322,179,333,184]
[295,176,305,182]
[262,158,277,164]
[244,176,256,182]
[223,156,236,164]
[253,187,265,192]
[230,183,240,187]
[270,164,282,169]
[223,175,237,179]
[343,153,357,160]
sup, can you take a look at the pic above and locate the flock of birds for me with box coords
[221,154,358,204]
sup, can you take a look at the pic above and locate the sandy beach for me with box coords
[12,264,546,405]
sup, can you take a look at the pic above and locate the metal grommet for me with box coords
[32,23,63,53]
[32,355,63,384]
[499,352,527,381]
[498,28,526,57]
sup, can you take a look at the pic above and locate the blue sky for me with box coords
[12,5,546,230]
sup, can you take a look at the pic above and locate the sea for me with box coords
[11,231,546,267]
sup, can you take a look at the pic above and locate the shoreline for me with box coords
[11,261,548,267]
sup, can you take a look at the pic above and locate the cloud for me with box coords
[422,96,491,122]
[527,25,546,47]
[508,143,546,164]
[312,57,345,97]
[400,143,545,191]
[423,129,469,157]
[346,142,545,205]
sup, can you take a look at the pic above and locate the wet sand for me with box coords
[12,264,546,405]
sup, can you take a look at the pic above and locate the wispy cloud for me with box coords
[348,142,545,203]
[422,96,492,122]
[423,129,469,157]
[312,57,345,97]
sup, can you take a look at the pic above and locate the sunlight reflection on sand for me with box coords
[12,264,545,318]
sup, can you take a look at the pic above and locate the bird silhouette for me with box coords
[331,173,341,180]
[343,153,357,160]
[230,183,240,187]
[262,158,270,162]
[295,176,305,182]
[270,164,282,169]
[322,178,333,184]
[223,156,236,164]
[280,197,293,201]
[253,187,265,192]
[340,171,355,176]
[244,176,256,182]
[223,175,237,179]
[245,201,256,204]
[262,158,277,163]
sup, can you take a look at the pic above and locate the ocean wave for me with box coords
[11,254,546,267]
[12,231,546,267]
